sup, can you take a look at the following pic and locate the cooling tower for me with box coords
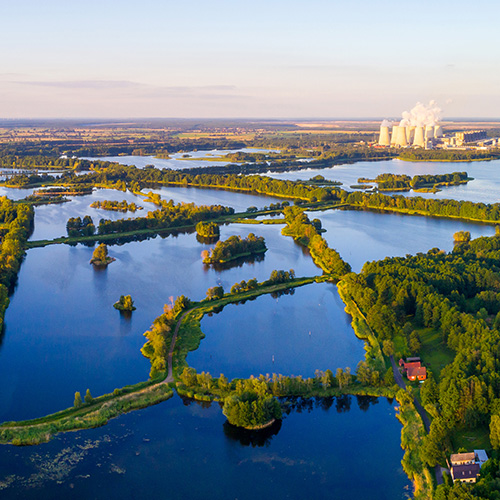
[413,127,425,147]
[434,125,443,138]
[406,126,415,144]
[394,126,408,147]
[378,126,390,146]
[425,126,435,141]
[391,126,398,145]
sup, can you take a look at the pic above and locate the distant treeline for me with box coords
[399,149,500,162]
[346,190,500,222]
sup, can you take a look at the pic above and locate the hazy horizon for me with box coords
[2,0,500,119]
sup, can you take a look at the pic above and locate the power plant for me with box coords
[377,101,493,150]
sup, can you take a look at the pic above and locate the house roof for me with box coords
[451,463,480,480]
[451,452,475,464]
[474,449,488,464]
[407,366,427,379]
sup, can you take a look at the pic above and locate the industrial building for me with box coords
[377,123,495,151]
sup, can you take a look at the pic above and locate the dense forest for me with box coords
[340,233,500,498]
[346,191,500,223]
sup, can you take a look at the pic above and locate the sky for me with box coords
[1,0,500,119]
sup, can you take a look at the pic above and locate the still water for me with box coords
[29,186,284,241]
[3,178,483,498]
[0,394,410,499]
[0,222,319,422]
[81,148,276,170]
[269,158,500,204]
[188,282,364,379]
[311,208,496,273]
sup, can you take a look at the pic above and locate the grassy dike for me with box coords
[0,379,173,445]
[336,280,385,370]
[0,275,325,445]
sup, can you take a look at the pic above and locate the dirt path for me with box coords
[163,309,190,383]
[390,355,443,485]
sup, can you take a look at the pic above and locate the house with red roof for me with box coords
[398,357,427,381]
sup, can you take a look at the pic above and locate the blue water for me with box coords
[189,282,364,379]
[0,395,410,499]
[268,158,500,204]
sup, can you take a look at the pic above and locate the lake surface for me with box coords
[29,186,286,242]
[81,148,276,170]
[4,177,483,498]
[0,222,319,422]
[189,282,364,379]
[0,394,410,500]
[268,158,500,204]
[311,208,496,273]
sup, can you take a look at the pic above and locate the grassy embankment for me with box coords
[336,280,385,369]
[25,202,346,249]
[0,378,173,445]
[0,274,330,445]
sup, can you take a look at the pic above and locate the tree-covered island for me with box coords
[202,233,267,265]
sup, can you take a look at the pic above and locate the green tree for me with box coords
[490,414,500,449]
[74,391,82,407]
[84,388,93,404]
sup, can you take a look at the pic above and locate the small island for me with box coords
[195,221,220,239]
[90,200,143,212]
[113,295,136,311]
[201,234,267,265]
[90,243,115,266]
[222,391,282,430]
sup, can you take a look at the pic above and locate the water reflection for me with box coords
[223,419,282,447]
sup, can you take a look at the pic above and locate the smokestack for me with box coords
[413,126,425,147]
[434,125,443,138]
[425,126,434,141]
[394,126,408,147]
[378,126,390,146]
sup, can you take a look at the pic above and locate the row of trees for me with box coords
[282,206,351,278]
[346,190,500,222]
[0,198,34,330]
[95,201,234,236]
